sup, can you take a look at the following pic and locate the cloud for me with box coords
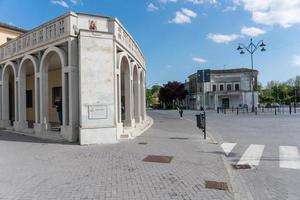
[240,26,266,37]
[159,0,177,3]
[187,0,217,5]
[234,0,300,28]
[293,56,300,67]
[147,3,159,12]
[169,8,197,24]
[70,0,83,5]
[50,0,69,8]
[207,33,240,43]
[193,57,208,63]
[222,5,237,12]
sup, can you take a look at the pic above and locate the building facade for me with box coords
[185,68,259,110]
[0,12,147,145]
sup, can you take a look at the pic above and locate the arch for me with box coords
[40,46,67,73]
[2,62,17,125]
[132,64,140,123]
[119,54,132,126]
[2,61,16,82]
[40,46,66,131]
[19,55,38,76]
[18,55,38,128]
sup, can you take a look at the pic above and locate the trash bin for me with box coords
[195,113,204,129]
[196,112,206,139]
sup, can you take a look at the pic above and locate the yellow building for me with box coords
[0,22,26,46]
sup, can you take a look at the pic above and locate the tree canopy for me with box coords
[158,81,188,108]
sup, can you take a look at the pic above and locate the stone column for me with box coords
[18,68,28,130]
[60,66,79,142]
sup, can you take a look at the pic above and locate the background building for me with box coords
[0,22,26,45]
[0,12,147,145]
[185,68,259,110]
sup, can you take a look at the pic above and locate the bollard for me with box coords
[275,107,277,115]
[289,104,292,115]
[217,107,219,114]
[224,108,226,115]
[295,104,297,114]
[237,107,239,115]
[255,107,258,115]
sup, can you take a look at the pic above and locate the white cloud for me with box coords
[169,8,197,24]
[147,3,159,12]
[240,26,266,37]
[187,0,217,5]
[293,56,300,67]
[207,33,240,44]
[181,8,197,17]
[234,0,300,28]
[193,57,208,63]
[70,0,83,5]
[222,5,237,12]
[50,0,69,8]
[159,0,177,3]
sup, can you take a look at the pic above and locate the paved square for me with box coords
[0,110,233,200]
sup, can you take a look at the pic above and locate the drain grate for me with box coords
[138,142,148,145]
[143,155,173,163]
[205,180,229,191]
[232,164,252,169]
[169,137,188,140]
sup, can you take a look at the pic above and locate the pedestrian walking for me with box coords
[54,96,63,126]
[177,105,183,119]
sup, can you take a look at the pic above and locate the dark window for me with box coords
[220,84,224,91]
[235,84,240,91]
[227,84,232,91]
[212,85,216,92]
[6,37,13,42]
[26,90,33,108]
[52,87,62,107]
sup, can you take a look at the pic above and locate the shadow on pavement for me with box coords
[0,131,76,145]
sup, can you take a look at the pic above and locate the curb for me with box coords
[206,129,241,200]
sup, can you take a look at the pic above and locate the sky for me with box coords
[1,0,300,87]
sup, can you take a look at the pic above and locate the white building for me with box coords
[185,68,259,110]
[0,12,148,145]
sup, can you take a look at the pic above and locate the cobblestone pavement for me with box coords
[182,110,300,200]
[0,110,234,200]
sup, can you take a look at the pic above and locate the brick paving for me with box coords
[0,110,234,200]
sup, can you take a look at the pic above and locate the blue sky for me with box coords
[1,0,300,87]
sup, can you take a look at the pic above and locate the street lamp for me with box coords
[237,38,266,112]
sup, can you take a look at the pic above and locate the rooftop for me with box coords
[0,22,27,33]
[211,68,258,74]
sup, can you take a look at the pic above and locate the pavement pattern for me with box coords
[182,110,300,200]
[0,110,234,200]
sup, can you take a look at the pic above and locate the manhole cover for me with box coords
[205,180,229,191]
[232,164,252,169]
[143,155,173,163]
[138,142,148,145]
[169,137,188,140]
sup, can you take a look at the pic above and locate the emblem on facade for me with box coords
[89,20,97,31]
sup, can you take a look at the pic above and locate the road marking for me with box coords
[221,143,237,156]
[237,144,265,166]
[279,146,300,169]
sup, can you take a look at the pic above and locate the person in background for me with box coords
[54,96,63,125]
[177,104,183,119]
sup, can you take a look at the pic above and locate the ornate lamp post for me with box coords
[237,38,266,112]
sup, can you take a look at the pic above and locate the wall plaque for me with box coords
[88,105,107,119]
